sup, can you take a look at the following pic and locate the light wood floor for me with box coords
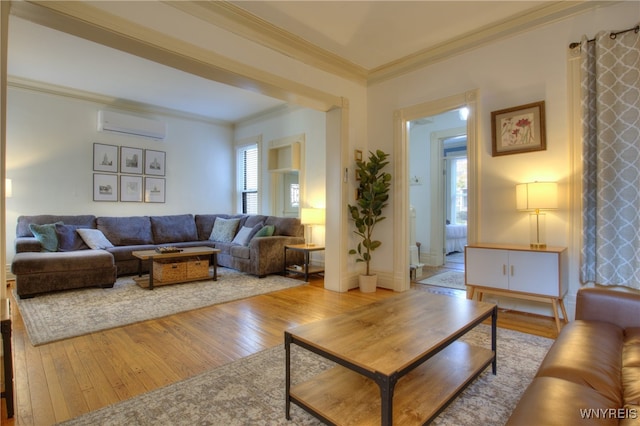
[1,274,559,425]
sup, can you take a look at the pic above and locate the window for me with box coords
[238,144,258,214]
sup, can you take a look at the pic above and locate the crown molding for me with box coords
[166,0,611,87]
[368,1,614,85]
[165,1,368,85]
[13,1,342,113]
[7,75,233,127]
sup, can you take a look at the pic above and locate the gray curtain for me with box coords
[580,26,640,289]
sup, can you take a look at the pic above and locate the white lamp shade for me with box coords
[516,182,557,211]
[300,208,325,225]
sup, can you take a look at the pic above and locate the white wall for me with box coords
[5,85,234,261]
[368,2,640,315]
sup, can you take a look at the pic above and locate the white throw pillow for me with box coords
[76,228,114,250]
[231,226,254,246]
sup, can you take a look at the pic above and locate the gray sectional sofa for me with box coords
[11,213,305,298]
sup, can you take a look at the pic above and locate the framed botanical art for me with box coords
[145,177,165,203]
[120,146,143,174]
[120,175,143,202]
[144,149,165,176]
[93,143,118,173]
[491,101,546,156]
[93,173,118,201]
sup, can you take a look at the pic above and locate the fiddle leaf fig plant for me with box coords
[348,149,392,276]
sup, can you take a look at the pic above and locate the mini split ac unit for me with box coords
[98,110,167,140]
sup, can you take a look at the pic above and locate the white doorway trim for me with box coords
[393,90,478,292]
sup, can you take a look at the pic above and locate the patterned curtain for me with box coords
[580,27,640,289]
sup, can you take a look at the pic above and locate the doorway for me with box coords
[392,90,478,292]
[408,109,468,270]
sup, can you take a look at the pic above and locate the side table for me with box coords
[1,298,13,419]
[283,244,325,281]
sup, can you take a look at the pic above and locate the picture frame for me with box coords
[145,177,165,203]
[120,175,143,202]
[354,149,363,162]
[120,146,143,174]
[93,143,118,173]
[491,101,546,156]
[93,173,118,201]
[144,149,165,176]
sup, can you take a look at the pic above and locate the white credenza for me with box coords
[465,243,568,332]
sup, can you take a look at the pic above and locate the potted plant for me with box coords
[348,149,392,292]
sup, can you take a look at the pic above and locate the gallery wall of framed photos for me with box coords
[93,143,166,203]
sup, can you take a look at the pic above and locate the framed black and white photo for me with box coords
[120,175,143,202]
[144,149,165,176]
[145,177,165,203]
[93,143,118,173]
[120,146,143,174]
[93,173,118,201]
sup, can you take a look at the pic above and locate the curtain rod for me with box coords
[569,24,639,49]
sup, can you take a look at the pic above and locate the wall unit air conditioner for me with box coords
[98,110,167,140]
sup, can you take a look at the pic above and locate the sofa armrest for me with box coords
[15,237,43,253]
[575,287,640,329]
[248,236,305,276]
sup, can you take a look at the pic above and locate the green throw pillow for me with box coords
[29,222,63,252]
[253,225,275,238]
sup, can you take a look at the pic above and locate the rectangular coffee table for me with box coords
[131,246,220,290]
[285,291,497,425]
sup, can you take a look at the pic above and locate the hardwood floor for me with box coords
[1,274,559,425]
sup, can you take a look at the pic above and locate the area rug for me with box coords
[59,325,552,426]
[15,268,305,346]
[418,270,466,290]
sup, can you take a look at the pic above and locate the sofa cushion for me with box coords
[535,320,624,406]
[150,214,197,244]
[265,216,303,237]
[29,222,62,252]
[17,215,96,238]
[97,216,153,245]
[77,229,115,250]
[55,224,89,251]
[209,218,240,243]
[623,327,640,406]
[230,245,250,259]
[506,377,620,426]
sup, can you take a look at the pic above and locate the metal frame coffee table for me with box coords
[285,291,497,425]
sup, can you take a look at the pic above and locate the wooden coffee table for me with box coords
[285,291,497,425]
[131,246,220,290]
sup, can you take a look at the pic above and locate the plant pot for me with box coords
[359,274,377,293]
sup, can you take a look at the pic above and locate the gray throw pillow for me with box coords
[76,228,114,250]
[55,224,90,251]
[209,218,240,243]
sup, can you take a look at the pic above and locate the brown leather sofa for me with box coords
[507,287,640,425]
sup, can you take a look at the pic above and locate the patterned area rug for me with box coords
[60,325,552,426]
[15,268,304,346]
[418,270,466,290]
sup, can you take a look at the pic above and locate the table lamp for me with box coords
[516,181,557,249]
[300,208,325,246]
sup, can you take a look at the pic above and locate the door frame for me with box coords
[393,90,478,291]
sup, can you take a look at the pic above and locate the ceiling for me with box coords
[7,1,601,123]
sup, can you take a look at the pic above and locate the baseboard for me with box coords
[5,264,15,281]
